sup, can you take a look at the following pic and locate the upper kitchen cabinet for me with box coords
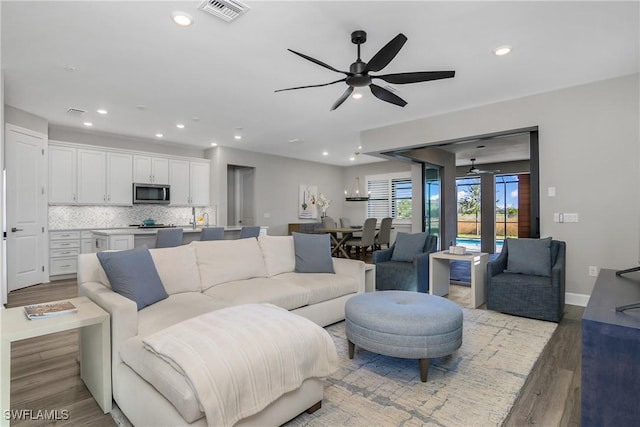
[77,149,132,205]
[169,159,210,206]
[133,155,169,185]
[49,145,77,204]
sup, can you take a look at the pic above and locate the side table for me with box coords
[1,296,111,426]
[429,251,488,308]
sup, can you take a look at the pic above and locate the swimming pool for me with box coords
[456,238,504,252]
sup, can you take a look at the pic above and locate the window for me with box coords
[366,173,412,222]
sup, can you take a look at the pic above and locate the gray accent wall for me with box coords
[362,73,640,297]
[208,146,347,236]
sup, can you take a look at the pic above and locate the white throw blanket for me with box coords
[142,303,339,427]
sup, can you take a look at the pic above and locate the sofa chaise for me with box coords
[78,235,366,426]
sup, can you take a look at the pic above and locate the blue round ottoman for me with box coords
[345,290,463,382]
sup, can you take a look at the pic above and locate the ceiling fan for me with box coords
[467,158,501,175]
[275,30,455,111]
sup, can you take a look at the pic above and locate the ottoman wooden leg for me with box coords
[348,340,355,359]
[419,358,430,382]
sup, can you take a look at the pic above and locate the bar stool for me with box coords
[155,228,183,248]
[239,226,261,239]
[200,227,225,241]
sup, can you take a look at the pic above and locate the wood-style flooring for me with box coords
[5,276,583,426]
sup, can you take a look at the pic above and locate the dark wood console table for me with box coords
[582,269,640,426]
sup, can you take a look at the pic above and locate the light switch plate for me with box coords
[548,187,556,197]
[564,213,579,223]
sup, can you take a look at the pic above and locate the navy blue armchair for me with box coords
[373,234,438,293]
[487,239,566,322]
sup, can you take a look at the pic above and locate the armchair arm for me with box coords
[414,251,431,293]
[332,258,366,294]
[487,250,508,278]
[373,247,394,264]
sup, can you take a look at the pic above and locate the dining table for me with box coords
[316,226,366,259]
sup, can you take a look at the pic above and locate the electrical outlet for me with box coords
[589,266,598,277]
[263,212,270,219]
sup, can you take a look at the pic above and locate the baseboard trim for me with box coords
[566,292,590,307]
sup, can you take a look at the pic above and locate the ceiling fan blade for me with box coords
[330,86,354,111]
[369,84,407,107]
[275,78,346,93]
[288,49,350,75]
[374,70,455,84]
[364,33,407,73]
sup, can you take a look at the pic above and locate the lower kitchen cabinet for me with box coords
[49,231,81,277]
[93,233,134,252]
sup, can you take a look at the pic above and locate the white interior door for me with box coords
[6,125,47,291]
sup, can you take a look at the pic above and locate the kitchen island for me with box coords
[90,226,268,251]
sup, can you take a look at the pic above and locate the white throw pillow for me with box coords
[192,239,267,290]
[149,244,202,294]
[258,235,295,277]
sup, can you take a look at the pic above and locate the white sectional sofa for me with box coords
[77,235,365,426]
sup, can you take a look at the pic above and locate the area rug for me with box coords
[285,308,557,427]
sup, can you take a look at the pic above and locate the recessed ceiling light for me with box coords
[64,65,76,72]
[288,138,299,143]
[234,135,242,140]
[155,133,164,138]
[176,124,185,129]
[349,156,355,161]
[136,104,146,110]
[171,11,193,27]
[210,142,218,147]
[96,109,108,115]
[234,128,243,140]
[83,122,93,127]
[192,117,200,122]
[493,45,512,56]
[352,92,363,100]
[322,151,329,156]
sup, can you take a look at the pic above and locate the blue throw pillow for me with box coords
[97,247,168,310]
[391,232,428,262]
[292,232,335,274]
[505,237,552,277]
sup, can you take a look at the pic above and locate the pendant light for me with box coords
[345,176,369,201]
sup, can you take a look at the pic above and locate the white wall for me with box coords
[362,74,640,297]
[1,69,5,305]
[208,146,347,236]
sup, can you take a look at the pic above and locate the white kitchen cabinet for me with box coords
[93,233,134,252]
[77,149,132,205]
[77,149,107,204]
[190,161,210,206]
[133,155,169,185]
[49,231,80,278]
[169,159,190,205]
[169,159,210,206]
[49,145,77,204]
[107,152,133,205]
[81,231,94,254]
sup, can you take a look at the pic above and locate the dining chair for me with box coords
[340,218,351,228]
[200,227,225,241]
[345,217,377,260]
[375,217,393,249]
[239,226,261,239]
[322,216,337,229]
[155,228,184,248]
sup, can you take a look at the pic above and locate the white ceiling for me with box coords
[2,1,638,166]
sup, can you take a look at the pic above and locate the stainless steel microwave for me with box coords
[133,183,171,204]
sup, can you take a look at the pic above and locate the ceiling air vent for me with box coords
[198,0,250,22]
[66,107,86,115]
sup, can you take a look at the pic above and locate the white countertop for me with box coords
[90,226,265,236]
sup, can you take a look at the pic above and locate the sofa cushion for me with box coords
[258,235,295,277]
[137,292,230,337]
[192,239,267,291]
[149,245,201,294]
[273,272,358,304]
[203,278,310,311]
[391,232,427,262]
[292,232,335,273]
[505,237,552,277]
[97,247,168,310]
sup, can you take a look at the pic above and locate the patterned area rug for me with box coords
[286,309,557,427]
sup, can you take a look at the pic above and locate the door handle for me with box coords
[11,227,23,232]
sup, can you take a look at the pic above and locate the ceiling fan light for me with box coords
[352,92,363,100]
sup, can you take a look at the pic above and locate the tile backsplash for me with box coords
[49,205,217,230]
